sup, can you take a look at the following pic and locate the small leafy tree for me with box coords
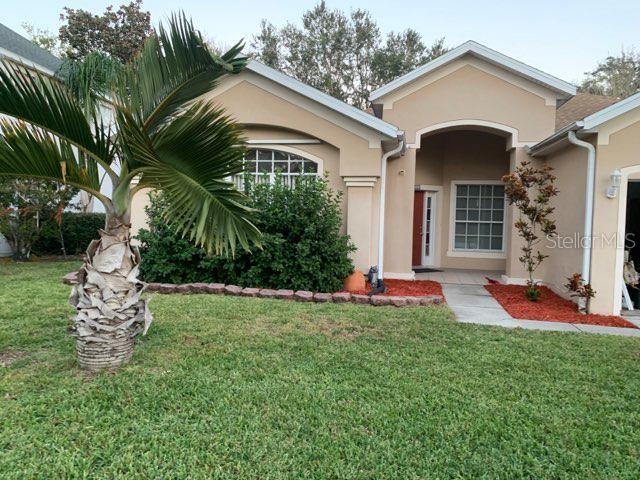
[59,0,151,63]
[502,161,558,301]
[0,178,76,260]
[565,273,596,314]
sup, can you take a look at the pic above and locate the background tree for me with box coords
[0,15,260,370]
[372,32,446,87]
[502,161,558,301]
[59,0,151,63]
[21,22,64,57]
[251,1,448,109]
[580,48,640,100]
[0,178,76,260]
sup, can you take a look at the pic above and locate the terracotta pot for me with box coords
[343,271,366,292]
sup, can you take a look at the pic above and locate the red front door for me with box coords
[412,191,424,266]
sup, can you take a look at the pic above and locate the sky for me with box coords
[1,0,638,85]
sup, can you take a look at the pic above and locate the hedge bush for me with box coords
[138,176,355,292]
[32,212,105,256]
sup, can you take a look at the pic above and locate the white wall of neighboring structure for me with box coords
[0,234,11,257]
[0,33,61,256]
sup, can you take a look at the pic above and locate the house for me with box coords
[0,23,62,257]
[130,40,640,316]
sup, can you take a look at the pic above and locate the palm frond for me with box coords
[0,59,117,173]
[56,52,124,117]
[123,13,246,133]
[0,120,110,209]
[125,101,260,254]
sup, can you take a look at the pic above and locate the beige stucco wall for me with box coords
[207,74,385,176]
[541,145,588,298]
[589,113,640,314]
[383,149,416,275]
[130,186,152,240]
[376,59,558,145]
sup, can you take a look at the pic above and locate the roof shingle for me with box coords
[555,92,618,131]
[0,23,62,73]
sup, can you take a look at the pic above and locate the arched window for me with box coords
[234,148,319,189]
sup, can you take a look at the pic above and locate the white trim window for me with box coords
[234,148,319,189]
[452,182,506,252]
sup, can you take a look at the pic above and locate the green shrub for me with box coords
[32,212,105,256]
[138,176,355,292]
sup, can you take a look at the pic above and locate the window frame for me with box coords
[447,180,507,259]
[233,144,323,189]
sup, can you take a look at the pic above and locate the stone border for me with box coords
[146,282,443,307]
[62,272,443,307]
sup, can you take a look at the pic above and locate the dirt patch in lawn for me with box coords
[345,279,443,297]
[0,349,28,367]
[485,284,637,329]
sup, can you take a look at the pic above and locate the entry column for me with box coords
[343,176,378,274]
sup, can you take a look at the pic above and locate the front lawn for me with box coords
[1,261,640,478]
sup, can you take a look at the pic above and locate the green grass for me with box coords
[1,261,640,479]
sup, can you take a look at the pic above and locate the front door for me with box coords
[412,190,437,267]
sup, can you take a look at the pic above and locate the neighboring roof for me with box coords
[555,92,618,131]
[247,60,400,139]
[530,91,640,155]
[370,40,577,102]
[0,23,62,73]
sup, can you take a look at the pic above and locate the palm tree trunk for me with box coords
[68,214,152,371]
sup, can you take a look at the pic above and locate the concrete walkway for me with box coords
[442,284,640,337]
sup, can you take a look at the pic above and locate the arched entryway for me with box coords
[411,121,514,272]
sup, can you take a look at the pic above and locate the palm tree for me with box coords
[57,51,124,212]
[0,15,261,370]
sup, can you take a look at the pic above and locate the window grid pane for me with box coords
[454,183,505,252]
[234,148,320,189]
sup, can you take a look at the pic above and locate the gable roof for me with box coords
[370,40,577,102]
[0,23,62,73]
[530,91,640,155]
[246,60,400,139]
[556,92,618,131]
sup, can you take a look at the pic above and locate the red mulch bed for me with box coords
[345,279,443,297]
[485,284,637,329]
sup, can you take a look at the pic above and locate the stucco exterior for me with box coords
[414,130,510,271]
[128,41,640,316]
[591,113,640,314]
[373,56,564,278]
[541,145,589,298]
[532,105,640,315]
[132,68,391,273]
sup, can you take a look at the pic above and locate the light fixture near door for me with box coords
[606,169,623,199]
